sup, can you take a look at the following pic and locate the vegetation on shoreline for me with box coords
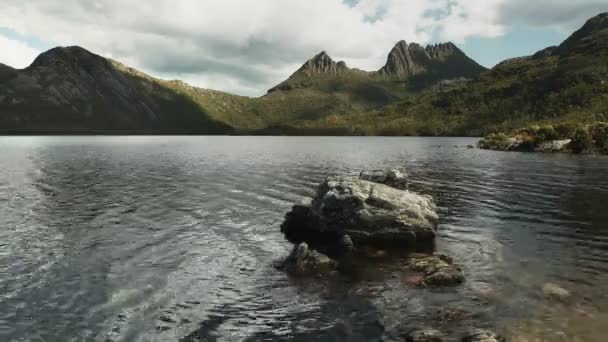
[478,122,608,154]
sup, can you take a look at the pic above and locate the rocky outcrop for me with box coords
[298,51,349,77]
[280,173,438,249]
[267,51,352,92]
[478,134,572,153]
[406,254,464,286]
[535,139,572,152]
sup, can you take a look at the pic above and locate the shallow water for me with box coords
[0,136,607,341]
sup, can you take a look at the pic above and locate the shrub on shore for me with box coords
[479,122,608,154]
[477,132,511,150]
[570,127,594,153]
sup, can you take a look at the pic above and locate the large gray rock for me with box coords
[281,175,438,248]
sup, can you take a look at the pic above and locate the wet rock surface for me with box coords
[405,328,446,342]
[359,168,409,190]
[542,283,571,301]
[406,254,465,286]
[280,242,338,275]
[461,329,505,342]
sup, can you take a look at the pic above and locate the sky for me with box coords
[0,1,605,96]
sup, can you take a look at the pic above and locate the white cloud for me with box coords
[0,0,604,95]
[499,0,607,31]
[0,35,41,69]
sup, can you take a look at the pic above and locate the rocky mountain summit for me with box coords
[298,51,349,77]
[267,51,354,92]
[269,40,485,94]
[0,46,233,134]
[378,41,486,80]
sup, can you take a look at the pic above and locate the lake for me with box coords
[1,136,607,341]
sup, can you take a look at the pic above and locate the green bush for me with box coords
[570,127,593,153]
[591,122,608,150]
[536,125,560,141]
[554,122,581,139]
[478,132,511,150]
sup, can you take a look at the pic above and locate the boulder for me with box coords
[406,254,464,286]
[461,329,505,342]
[359,168,408,190]
[281,175,438,249]
[406,329,446,342]
[281,242,338,275]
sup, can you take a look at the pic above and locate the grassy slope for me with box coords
[111,59,417,132]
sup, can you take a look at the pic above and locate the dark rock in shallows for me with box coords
[280,175,438,249]
[281,242,338,275]
[406,328,446,342]
[338,234,355,254]
[542,283,571,301]
[406,254,464,286]
[461,329,505,342]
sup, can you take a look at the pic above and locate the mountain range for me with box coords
[0,12,606,135]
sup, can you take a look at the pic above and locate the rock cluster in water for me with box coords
[278,169,461,279]
[277,169,506,340]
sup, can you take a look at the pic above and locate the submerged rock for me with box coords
[406,254,464,286]
[406,329,446,342]
[359,168,408,190]
[461,329,505,342]
[542,283,571,301]
[281,242,338,275]
[281,175,438,249]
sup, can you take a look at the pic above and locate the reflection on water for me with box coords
[0,136,607,341]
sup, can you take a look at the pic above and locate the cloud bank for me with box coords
[0,0,604,95]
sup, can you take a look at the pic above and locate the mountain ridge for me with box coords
[0,12,606,135]
[286,12,608,136]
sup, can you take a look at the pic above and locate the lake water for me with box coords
[1,136,607,341]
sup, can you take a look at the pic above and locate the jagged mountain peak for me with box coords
[378,40,484,79]
[298,51,349,76]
